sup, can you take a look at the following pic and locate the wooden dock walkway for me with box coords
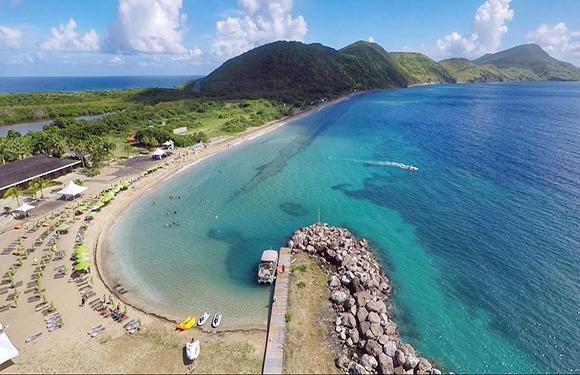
[262,247,292,374]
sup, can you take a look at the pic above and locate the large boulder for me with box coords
[360,354,378,372]
[377,352,395,375]
[370,323,384,338]
[351,363,369,375]
[354,291,372,307]
[403,355,419,371]
[415,358,432,374]
[383,321,397,335]
[329,275,341,288]
[349,328,360,344]
[341,313,357,329]
[401,343,415,357]
[359,321,371,338]
[366,299,387,314]
[330,290,348,304]
[356,306,369,323]
[365,339,382,357]
[368,312,381,325]
[394,350,405,368]
[383,341,398,357]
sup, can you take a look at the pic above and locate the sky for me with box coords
[0,0,579,76]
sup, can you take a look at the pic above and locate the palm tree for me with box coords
[30,178,63,199]
[123,144,133,158]
[3,186,23,205]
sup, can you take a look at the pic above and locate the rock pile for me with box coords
[288,223,442,375]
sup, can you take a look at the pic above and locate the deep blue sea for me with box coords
[0,75,201,93]
[107,82,580,374]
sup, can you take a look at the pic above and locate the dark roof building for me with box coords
[0,155,81,196]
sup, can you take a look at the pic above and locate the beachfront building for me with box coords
[0,155,81,197]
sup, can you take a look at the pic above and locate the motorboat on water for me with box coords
[186,339,200,361]
[198,312,210,326]
[405,165,419,171]
[212,313,222,328]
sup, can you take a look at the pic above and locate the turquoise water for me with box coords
[108,82,580,373]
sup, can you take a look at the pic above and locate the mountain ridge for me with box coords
[183,41,580,106]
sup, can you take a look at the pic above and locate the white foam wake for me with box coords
[329,157,412,170]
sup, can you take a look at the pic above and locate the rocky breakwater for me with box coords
[288,223,442,375]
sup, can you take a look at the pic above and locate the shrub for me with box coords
[284,313,292,323]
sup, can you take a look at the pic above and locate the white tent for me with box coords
[14,202,35,213]
[0,333,19,366]
[151,148,166,159]
[58,181,88,200]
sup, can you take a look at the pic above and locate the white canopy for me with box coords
[58,181,88,199]
[0,333,19,366]
[152,148,166,157]
[14,202,35,212]
[261,250,278,263]
[162,140,173,146]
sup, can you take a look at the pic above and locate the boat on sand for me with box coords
[186,339,200,361]
[177,315,196,330]
[198,312,210,326]
[212,313,222,328]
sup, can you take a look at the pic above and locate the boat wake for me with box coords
[329,157,418,171]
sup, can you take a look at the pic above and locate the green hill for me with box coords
[389,52,455,84]
[439,58,540,82]
[190,41,449,107]
[473,43,580,81]
[182,41,580,106]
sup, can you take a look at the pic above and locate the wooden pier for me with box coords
[262,247,292,374]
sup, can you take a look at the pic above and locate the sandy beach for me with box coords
[0,97,348,374]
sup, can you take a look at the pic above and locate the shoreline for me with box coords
[93,92,356,331]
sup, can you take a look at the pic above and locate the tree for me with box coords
[29,178,63,199]
[3,186,23,205]
[123,144,133,158]
[73,179,84,186]
[142,136,151,150]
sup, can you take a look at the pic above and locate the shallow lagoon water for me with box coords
[108,82,580,373]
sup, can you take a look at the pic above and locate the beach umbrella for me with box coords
[57,223,70,231]
[74,261,91,271]
[74,255,90,264]
[85,212,96,219]
[74,246,89,254]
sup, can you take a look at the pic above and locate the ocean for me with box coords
[0,75,200,94]
[107,82,580,373]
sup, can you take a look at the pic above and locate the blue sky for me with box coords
[1,0,579,76]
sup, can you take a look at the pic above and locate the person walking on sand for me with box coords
[282,265,285,273]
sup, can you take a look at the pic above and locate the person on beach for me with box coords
[273,295,277,303]
[81,296,85,307]
[282,265,285,273]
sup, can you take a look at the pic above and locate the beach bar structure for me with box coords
[151,148,166,159]
[0,333,19,367]
[0,155,80,197]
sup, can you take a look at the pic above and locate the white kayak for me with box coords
[186,339,200,361]
[212,313,222,328]
[198,312,210,326]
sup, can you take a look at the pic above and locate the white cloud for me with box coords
[109,55,124,64]
[368,36,375,43]
[172,47,203,61]
[0,25,24,49]
[37,19,100,52]
[210,0,308,59]
[527,23,580,66]
[434,0,514,59]
[106,0,189,54]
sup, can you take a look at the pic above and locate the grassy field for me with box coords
[283,253,341,374]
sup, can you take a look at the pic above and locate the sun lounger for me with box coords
[53,274,65,279]
[77,281,89,287]
[0,280,9,286]
[0,288,8,295]
[0,304,11,313]
[44,312,60,322]
[79,286,92,294]
[25,332,42,343]
[84,291,96,300]
[28,295,41,303]
[35,301,47,309]
[10,281,22,288]
[88,325,103,335]
[117,315,129,324]
[90,326,106,338]
[42,308,56,316]
[48,324,62,333]
[88,298,101,306]
[123,320,137,330]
